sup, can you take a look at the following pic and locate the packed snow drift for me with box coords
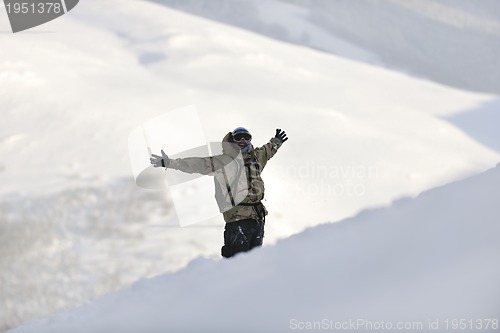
[11,165,500,333]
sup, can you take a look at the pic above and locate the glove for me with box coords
[275,128,288,143]
[150,149,170,169]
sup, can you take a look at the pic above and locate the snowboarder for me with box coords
[150,127,288,258]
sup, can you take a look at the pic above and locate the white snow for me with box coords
[10,164,500,333]
[1,0,499,331]
[153,0,500,94]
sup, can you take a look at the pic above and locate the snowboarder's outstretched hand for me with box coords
[150,149,170,169]
[275,129,288,143]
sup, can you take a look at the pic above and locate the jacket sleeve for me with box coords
[255,137,283,168]
[168,155,227,175]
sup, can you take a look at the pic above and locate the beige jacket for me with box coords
[168,133,283,223]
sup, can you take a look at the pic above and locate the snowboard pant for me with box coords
[221,219,265,258]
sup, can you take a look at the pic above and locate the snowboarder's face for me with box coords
[233,132,252,149]
[236,139,250,149]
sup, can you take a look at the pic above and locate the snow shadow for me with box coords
[445,98,500,153]
[149,0,500,94]
[139,52,167,65]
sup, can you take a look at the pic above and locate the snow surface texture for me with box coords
[1,0,499,331]
[152,0,500,94]
[11,165,500,333]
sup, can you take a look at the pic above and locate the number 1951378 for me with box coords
[6,2,63,14]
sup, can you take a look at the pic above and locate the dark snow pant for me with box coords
[221,219,265,258]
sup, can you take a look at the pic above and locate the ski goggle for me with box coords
[233,132,252,141]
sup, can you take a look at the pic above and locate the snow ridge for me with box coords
[10,165,500,333]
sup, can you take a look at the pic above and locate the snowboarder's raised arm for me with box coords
[150,150,229,175]
[256,128,288,163]
[168,156,227,175]
[150,132,238,176]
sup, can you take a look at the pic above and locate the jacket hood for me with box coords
[222,132,242,158]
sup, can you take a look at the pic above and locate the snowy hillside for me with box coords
[11,164,500,333]
[1,0,499,331]
[151,0,500,94]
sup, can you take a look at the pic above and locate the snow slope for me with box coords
[151,0,500,94]
[1,0,498,223]
[1,0,500,331]
[10,164,500,333]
